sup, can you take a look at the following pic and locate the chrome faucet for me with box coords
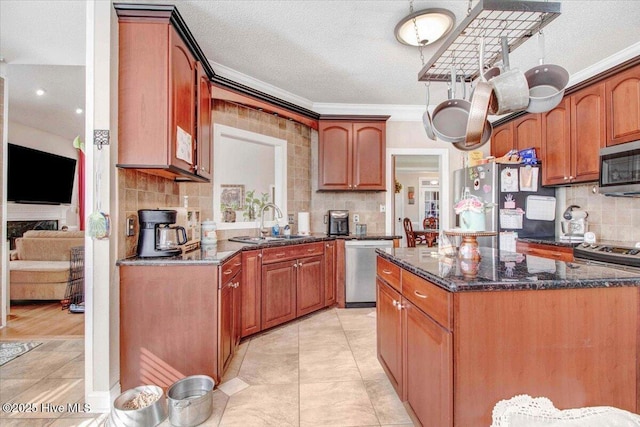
[260,203,283,237]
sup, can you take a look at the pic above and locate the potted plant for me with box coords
[243,190,270,221]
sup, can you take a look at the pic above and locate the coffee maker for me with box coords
[327,210,350,236]
[137,209,187,257]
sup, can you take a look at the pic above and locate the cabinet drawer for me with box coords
[262,242,324,263]
[376,257,401,292]
[401,270,451,330]
[516,241,573,262]
[219,253,242,288]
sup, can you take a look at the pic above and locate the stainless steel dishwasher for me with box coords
[345,239,394,307]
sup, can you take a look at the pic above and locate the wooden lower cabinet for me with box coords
[515,240,573,262]
[219,263,241,376]
[261,260,298,330]
[404,301,452,427]
[376,279,403,395]
[241,250,262,337]
[376,255,639,427]
[296,255,325,316]
[324,241,337,307]
[120,265,219,389]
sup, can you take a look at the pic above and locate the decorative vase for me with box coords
[460,210,486,231]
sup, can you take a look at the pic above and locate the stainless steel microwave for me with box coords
[599,140,640,197]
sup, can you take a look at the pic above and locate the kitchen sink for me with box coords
[229,235,307,244]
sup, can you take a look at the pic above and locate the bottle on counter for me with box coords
[272,222,280,236]
[283,224,291,236]
[201,220,217,244]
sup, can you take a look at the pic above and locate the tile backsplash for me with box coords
[564,183,640,243]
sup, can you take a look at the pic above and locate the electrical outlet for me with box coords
[380,204,386,212]
[126,216,136,237]
[288,214,295,224]
[353,214,360,223]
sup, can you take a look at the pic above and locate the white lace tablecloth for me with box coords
[492,395,640,427]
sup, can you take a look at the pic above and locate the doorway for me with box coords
[385,148,450,247]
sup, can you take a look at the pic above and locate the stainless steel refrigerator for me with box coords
[453,163,557,250]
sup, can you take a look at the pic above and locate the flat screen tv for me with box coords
[8,143,77,205]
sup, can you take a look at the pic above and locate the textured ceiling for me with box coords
[1,0,640,142]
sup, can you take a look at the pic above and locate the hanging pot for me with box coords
[488,37,529,115]
[432,67,472,143]
[524,32,569,113]
[422,85,436,140]
[464,37,493,148]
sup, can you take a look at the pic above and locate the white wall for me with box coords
[7,120,80,227]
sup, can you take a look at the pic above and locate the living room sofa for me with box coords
[9,230,85,301]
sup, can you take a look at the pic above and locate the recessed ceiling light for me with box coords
[35,89,46,96]
[394,8,455,47]
[75,108,83,114]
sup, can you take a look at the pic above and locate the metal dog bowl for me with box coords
[167,375,215,427]
[111,385,167,427]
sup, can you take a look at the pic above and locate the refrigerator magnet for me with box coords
[473,178,480,190]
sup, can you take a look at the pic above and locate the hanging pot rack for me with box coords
[418,0,561,83]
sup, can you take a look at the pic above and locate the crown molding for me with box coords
[312,103,424,122]
[210,61,315,111]
[567,41,640,87]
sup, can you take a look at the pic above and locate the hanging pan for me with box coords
[422,84,436,140]
[488,36,529,115]
[431,67,471,144]
[463,37,493,149]
[525,31,569,113]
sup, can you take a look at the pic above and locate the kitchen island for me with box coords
[375,246,640,427]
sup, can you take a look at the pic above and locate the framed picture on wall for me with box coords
[220,184,245,210]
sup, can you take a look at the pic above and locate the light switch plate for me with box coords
[380,204,386,212]
[288,214,295,224]
[126,216,136,237]
[353,214,360,223]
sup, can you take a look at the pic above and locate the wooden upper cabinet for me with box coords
[490,114,540,158]
[196,61,213,180]
[606,63,640,146]
[116,6,211,182]
[571,82,605,182]
[542,83,605,186]
[318,117,388,191]
[490,122,514,157]
[513,114,542,155]
[541,97,571,185]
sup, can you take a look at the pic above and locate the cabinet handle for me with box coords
[307,248,315,252]
[569,176,574,180]
[234,282,240,288]
[227,282,234,288]
[223,269,233,275]
[392,300,398,307]
[293,263,298,268]
[414,290,428,299]
[382,269,392,275]
[276,253,286,257]
[563,176,569,180]
[258,253,263,258]
[298,260,303,266]
[326,243,330,247]
[234,262,241,267]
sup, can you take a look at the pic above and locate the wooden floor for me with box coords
[0,301,84,340]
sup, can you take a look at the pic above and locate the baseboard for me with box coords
[85,384,119,413]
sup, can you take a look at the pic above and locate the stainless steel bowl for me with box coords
[111,385,167,427]
[167,375,215,427]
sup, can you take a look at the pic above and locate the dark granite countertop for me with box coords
[517,237,581,248]
[117,233,401,266]
[376,246,640,293]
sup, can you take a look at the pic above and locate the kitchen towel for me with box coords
[298,212,310,235]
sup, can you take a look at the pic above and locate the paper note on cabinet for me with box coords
[176,126,193,164]
[500,168,519,192]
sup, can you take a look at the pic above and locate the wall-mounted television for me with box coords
[8,143,77,205]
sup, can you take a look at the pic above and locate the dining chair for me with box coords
[403,218,427,248]
[422,217,439,247]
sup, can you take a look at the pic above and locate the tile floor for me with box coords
[0,307,414,426]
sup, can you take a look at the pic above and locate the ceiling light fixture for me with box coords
[394,8,455,47]
[35,89,46,96]
[75,108,83,114]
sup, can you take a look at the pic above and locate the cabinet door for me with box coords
[571,83,605,183]
[196,61,213,180]
[170,28,197,173]
[352,122,385,190]
[241,250,262,338]
[513,114,542,155]
[606,64,640,146]
[542,98,572,185]
[296,255,325,317]
[261,260,297,330]
[218,279,235,375]
[403,301,453,427]
[318,121,352,190]
[376,279,403,397]
[490,122,514,157]
[324,241,336,307]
